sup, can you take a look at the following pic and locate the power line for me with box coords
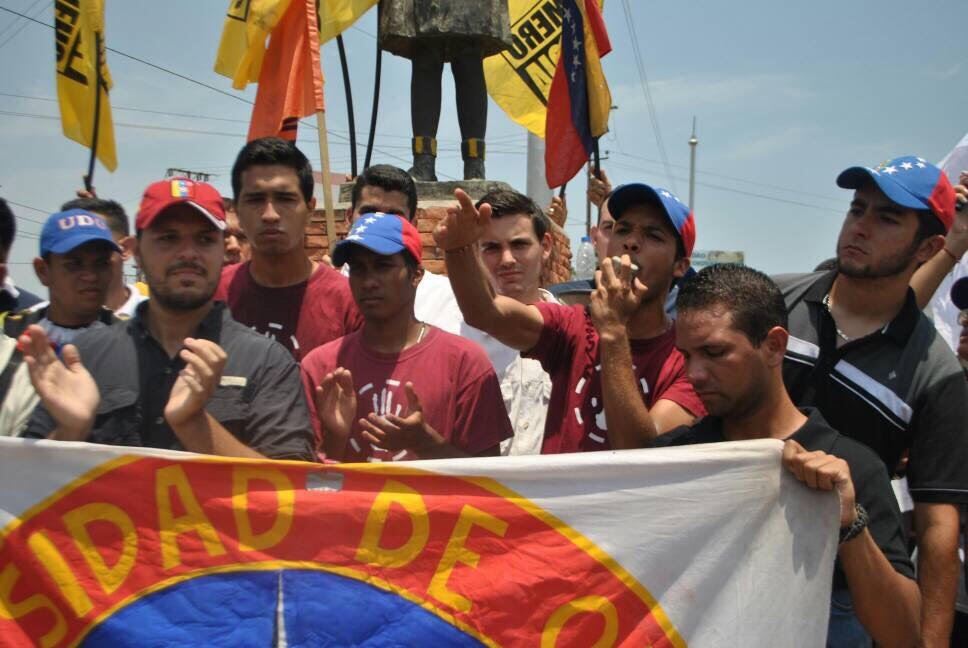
[610,150,844,204]
[0,0,47,50]
[606,159,843,215]
[620,0,677,194]
[0,5,445,176]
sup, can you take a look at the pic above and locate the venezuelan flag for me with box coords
[544,0,612,189]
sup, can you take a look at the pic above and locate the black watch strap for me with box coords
[839,504,869,544]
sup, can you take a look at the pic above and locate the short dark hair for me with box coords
[0,198,14,251]
[60,197,129,236]
[475,189,549,240]
[351,165,418,221]
[676,264,788,346]
[915,210,946,243]
[231,137,315,204]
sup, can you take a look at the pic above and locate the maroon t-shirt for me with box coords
[217,262,362,360]
[301,326,513,462]
[523,302,705,454]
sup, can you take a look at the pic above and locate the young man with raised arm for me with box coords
[436,183,704,453]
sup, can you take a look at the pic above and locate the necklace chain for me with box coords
[822,293,852,342]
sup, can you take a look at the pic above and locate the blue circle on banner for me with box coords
[81,570,484,646]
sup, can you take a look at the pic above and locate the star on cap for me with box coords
[916,157,926,162]
[346,234,363,241]
[660,190,672,198]
[900,162,913,170]
[866,167,881,176]
[364,216,378,224]
[882,165,898,175]
[915,161,926,168]
[352,224,367,234]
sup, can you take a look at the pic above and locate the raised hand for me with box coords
[314,368,357,445]
[164,338,226,428]
[782,439,857,528]
[587,168,612,208]
[359,382,441,456]
[433,188,492,251]
[589,254,648,338]
[547,195,567,226]
[19,324,99,438]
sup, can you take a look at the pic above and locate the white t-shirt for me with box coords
[462,289,558,456]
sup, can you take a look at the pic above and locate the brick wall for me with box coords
[305,203,573,284]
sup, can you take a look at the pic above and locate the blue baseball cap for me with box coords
[40,209,122,257]
[332,212,423,267]
[836,155,955,232]
[607,183,696,257]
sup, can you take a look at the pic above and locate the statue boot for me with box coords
[462,138,485,180]
[408,136,438,181]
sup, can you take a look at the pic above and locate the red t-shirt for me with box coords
[217,262,362,360]
[301,326,513,462]
[523,302,705,454]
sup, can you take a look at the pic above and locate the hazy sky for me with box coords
[1,0,966,296]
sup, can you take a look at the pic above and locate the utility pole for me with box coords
[688,117,698,213]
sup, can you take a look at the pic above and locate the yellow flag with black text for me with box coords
[215,0,294,89]
[484,0,604,138]
[55,0,117,171]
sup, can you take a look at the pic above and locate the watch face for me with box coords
[82,570,485,646]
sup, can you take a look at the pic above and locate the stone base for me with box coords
[306,180,573,284]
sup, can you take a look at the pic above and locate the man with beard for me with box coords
[436,184,704,453]
[775,156,968,646]
[656,264,919,646]
[21,178,315,461]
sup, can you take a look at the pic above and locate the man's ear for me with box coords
[762,326,789,368]
[412,264,425,288]
[540,232,553,263]
[915,233,945,265]
[672,256,691,280]
[117,235,136,262]
[33,257,49,287]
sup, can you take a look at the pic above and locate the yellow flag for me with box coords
[55,0,117,171]
[318,0,376,44]
[214,0,294,90]
[484,0,603,138]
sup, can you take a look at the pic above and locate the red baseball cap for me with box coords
[136,177,226,231]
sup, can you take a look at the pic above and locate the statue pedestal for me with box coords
[305,179,573,283]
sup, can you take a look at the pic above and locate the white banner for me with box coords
[0,437,837,646]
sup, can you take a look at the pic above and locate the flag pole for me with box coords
[316,109,338,253]
[83,30,104,193]
[363,2,382,171]
[336,34,357,177]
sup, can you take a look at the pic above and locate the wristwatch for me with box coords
[839,504,869,544]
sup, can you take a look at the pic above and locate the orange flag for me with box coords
[248,0,325,141]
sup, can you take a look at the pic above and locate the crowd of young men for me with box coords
[2,136,967,645]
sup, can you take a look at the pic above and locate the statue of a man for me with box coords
[379,0,511,181]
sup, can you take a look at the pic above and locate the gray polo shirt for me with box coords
[26,301,316,462]
[775,271,968,504]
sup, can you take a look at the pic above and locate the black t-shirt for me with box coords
[26,301,315,462]
[655,408,915,590]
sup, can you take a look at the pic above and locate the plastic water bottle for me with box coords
[575,236,597,280]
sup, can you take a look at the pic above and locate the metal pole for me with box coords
[363,3,382,171]
[84,30,104,193]
[688,116,698,213]
[336,35,358,177]
[526,132,553,209]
